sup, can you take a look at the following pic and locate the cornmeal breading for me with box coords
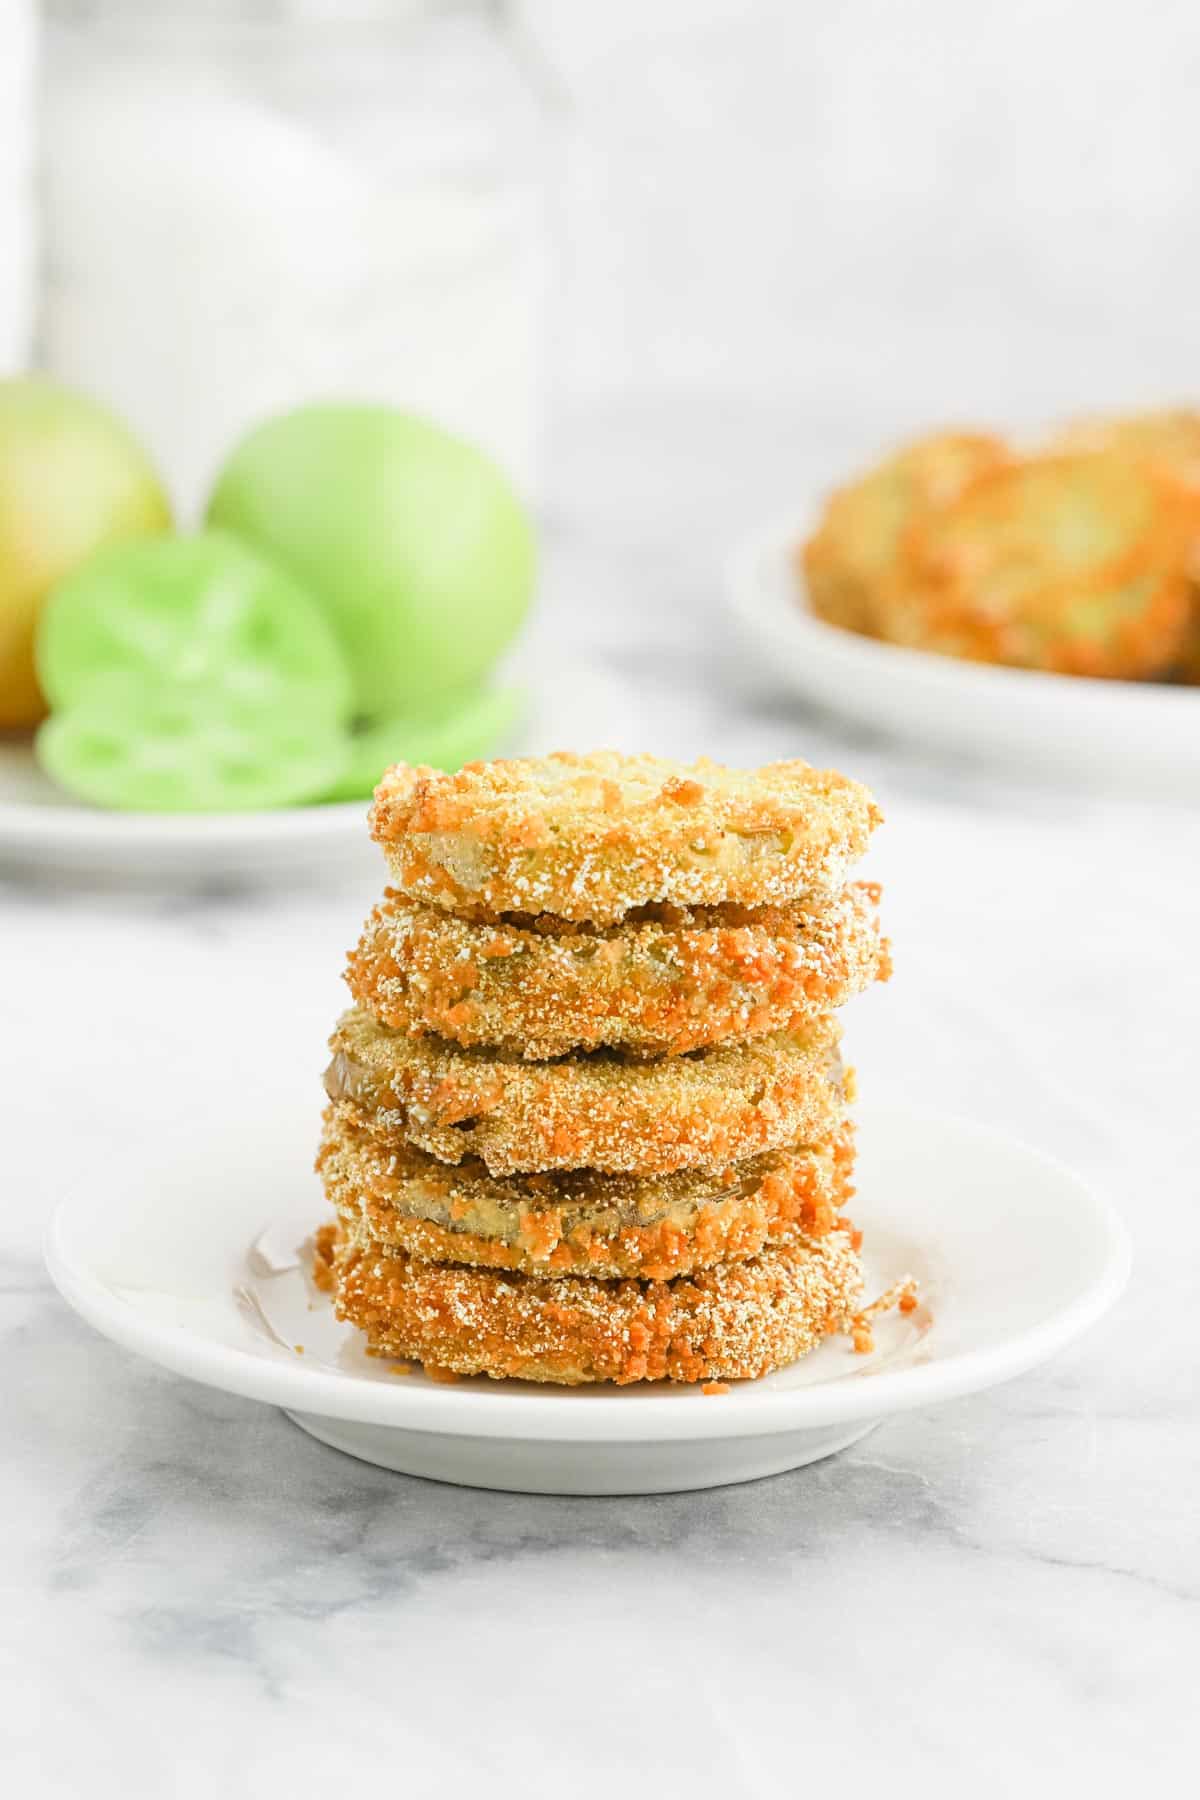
[325,1004,848,1176]
[318,1100,856,1279]
[318,1215,864,1385]
[874,451,1196,679]
[318,745,886,1388]
[346,882,889,1058]
[369,751,880,925]
[801,429,1011,636]
[1047,412,1200,684]
[1049,407,1200,491]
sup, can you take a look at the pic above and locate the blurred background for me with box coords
[6,0,1200,719]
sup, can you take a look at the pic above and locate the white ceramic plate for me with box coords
[0,657,640,885]
[728,512,1200,791]
[45,1099,1129,1495]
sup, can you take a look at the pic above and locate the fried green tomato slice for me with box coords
[370,751,881,925]
[318,1213,864,1385]
[1048,417,1200,684]
[800,429,1010,635]
[346,882,889,1058]
[1050,408,1200,492]
[318,1100,856,1280]
[324,1004,848,1176]
[877,451,1197,679]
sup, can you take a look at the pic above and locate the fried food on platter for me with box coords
[324,1005,847,1176]
[318,1100,856,1280]
[318,1215,863,1384]
[800,430,1011,635]
[1050,408,1200,492]
[1049,411,1200,683]
[346,882,889,1059]
[875,451,1197,678]
[369,752,880,925]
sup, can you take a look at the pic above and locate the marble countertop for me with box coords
[5,406,1199,1791]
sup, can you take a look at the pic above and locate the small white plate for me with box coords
[0,740,376,885]
[0,657,640,886]
[728,512,1200,791]
[45,1100,1129,1495]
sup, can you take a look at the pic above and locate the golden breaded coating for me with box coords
[369,751,880,925]
[318,1100,856,1280]
[324,1004,847,1176]
[1050,407,1200,491]
[876,451,1196,679]
[346,882,890,1058]
[801,430,1010,635]
[318,1215,864,1385]
[1048,412,1200,684]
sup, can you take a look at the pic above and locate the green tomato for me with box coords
[36,682,349,813]
[0,376,171,731]
[323,685,525,802]
[205,404,535,717]
[37,529,353,722]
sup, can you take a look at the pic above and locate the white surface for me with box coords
[7,7,1200,1792]
[45,1102,1128,1495]
[0,659,637,884]
[6,678,1197,1791]
[729,512,1200,791]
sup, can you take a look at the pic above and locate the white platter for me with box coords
[0,656,640,885]
[45,1099,1129,1496]
[728,512,1200,791]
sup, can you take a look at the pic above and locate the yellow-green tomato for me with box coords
[0,377,171,730]
[205,405,535,717]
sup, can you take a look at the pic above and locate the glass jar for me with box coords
[0,0,36,370]
[39,1,551,513]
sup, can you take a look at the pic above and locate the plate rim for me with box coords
[44,1102,1131,1445]
[0,650,635,869]
[0,793,369,846]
